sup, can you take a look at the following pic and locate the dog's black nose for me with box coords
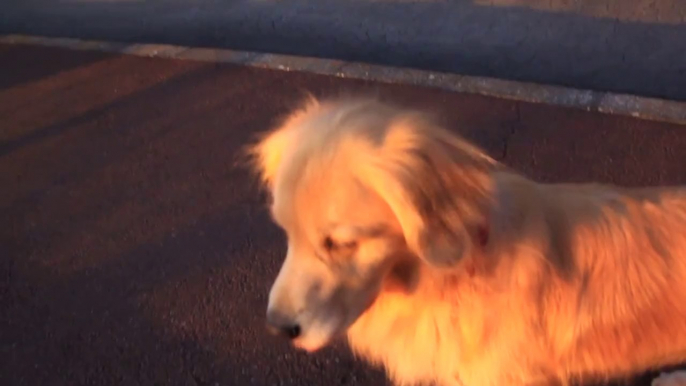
[266,322,301,340]
[266,309,302,340]
[282,324,301,339]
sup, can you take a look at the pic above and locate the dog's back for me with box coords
[541,184,686,380]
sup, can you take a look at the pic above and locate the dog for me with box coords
[247,95,686,386]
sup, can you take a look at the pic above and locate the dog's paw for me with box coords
[652,371,686,386]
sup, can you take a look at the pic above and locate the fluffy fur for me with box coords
[248,96,686,386]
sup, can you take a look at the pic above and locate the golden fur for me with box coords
[248,96,686,386]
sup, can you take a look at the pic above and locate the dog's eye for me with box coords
[323,236,336,251]
[323,236,357,253]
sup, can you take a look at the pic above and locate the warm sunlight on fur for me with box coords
[248,96,686,386]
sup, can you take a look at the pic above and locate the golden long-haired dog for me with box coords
[248,96,686,386]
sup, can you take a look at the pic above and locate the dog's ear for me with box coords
[362,113,497,269]
[246,95,320,190]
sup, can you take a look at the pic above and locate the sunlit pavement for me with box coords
[1,43,685,386]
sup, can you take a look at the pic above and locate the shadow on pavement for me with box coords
[0,44,109,90]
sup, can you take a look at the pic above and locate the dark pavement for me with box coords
[1,0,685,101]
[1,43,685,386]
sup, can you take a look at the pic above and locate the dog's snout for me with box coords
[266,310,302,340]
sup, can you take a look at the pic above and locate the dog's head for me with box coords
[248,96,498,352]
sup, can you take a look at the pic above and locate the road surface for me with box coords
[1,0,685,101]
[1,43,685,386]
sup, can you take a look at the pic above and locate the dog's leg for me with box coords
[652,371,686,386]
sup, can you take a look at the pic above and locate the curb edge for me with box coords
[2,34,684,125]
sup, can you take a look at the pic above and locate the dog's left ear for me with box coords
[362,114,498,269]
[247,96,320,190]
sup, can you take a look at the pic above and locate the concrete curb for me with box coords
[2,34,685,125]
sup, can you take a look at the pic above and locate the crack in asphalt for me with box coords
[502,102,523,160]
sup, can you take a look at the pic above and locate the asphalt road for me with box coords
[1,43,686,386]
[1,0,685,101]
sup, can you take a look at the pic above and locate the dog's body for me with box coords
[348,176,686,386]
[249,96,686,386]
